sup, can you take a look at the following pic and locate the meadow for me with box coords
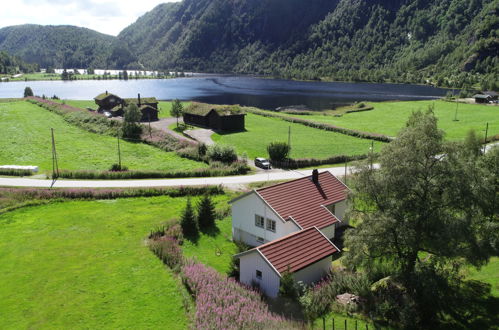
[0,194,236,329]
[288,100,499,140]
[0,101,205,173]
[212,113,384,160]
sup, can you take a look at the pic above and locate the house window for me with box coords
[266,219,276,232]
[255,215,264,228]
[257,236,264,243]
[256,270,262,279]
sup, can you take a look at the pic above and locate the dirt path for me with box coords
[183,128,215,145]
[149,117,194,143]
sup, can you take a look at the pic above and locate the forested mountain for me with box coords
[0,25,137,69]
[0,51,38,74]
[119,0,498,89]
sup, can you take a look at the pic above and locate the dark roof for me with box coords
[254,227,338,274]
[483,91,498,97]
[474,94,492,99]
[183,102,245,117]
[139,104,158,111]
[94,92,120,101]
[256,171,348,229]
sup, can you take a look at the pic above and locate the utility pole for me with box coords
[344,160,348,185]
[51,128,59,187]
[117,130,122,169]
[288,126,291,148]
[483,122,489,153]
[370,140,374,170]
[453,97,459,121]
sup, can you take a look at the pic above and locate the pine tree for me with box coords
[180,198,198,237]
[197,194,216,229]
[23,86,33,97]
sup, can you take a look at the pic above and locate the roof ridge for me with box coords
[256,171,335,193]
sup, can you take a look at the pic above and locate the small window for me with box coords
[257,236,264,243]
[266,219,276,232]
[256,270,262,279]
[255,215,264,228]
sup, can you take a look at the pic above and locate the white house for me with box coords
[236,226,339,297]
[230,170,349,246]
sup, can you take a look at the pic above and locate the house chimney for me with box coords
[105,90,108,95]
[138,93,141,107]
[312,169,319,185]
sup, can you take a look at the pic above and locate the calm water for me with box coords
[0,74,450,110]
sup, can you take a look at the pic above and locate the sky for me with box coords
[0,0,179,36]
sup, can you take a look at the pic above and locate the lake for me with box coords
[0,74,450,110]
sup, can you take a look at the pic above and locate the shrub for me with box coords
[182,260,289,329]
[271,154,368,169]
[122,103,142,139]
[150,236,183,271]
[196,195,216,230]
[180,198,198,238]
[279,267,302,299]
[267,141,290,161]
[23,87,34,97]
[207,144,238,163]
[109,164,128,172]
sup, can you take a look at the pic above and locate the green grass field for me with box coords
[468,257,499,297]
[0,101,206,172]
[288,100,499,140]
[212,113,384,160]
[0,196,193,329]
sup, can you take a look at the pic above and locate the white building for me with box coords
[230,170,349,246]
[236,227,339,297]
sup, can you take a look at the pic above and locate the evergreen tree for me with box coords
[180,198,198,237]
[23,86,33,97]
[197,194,216,229]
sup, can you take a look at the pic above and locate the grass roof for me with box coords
[124,97,158,104]
[94,92,120,101]
[184,102,244,117]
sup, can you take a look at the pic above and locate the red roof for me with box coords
[256,171,347,229]
[257,227,338,274]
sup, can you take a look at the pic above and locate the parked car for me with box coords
[103,111,112,118]
[255,157,271,169]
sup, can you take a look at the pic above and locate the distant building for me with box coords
[93,92,159,121]
[183,103,246,131]
[473,91,498,104]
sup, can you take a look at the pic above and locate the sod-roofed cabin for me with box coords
[123,94,159,122]
[94,91,124,115]
[183,103,245,131]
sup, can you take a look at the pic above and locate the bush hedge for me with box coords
[245,107,392,142]
[0,168,35,177]
[271,154,369,169]
[56,161,250,179]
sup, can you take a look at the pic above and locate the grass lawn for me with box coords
[467,257,499,297]
[212,113,384,160]
[0,101,206,173]
[0,195,218,329]
[288,100,499,140]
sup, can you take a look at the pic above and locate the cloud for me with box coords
[0,0,179,36]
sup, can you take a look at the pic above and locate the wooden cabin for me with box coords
[93,92,159,121]
[183,103,245,131]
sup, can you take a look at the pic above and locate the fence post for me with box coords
[332,317,334,330]
[345,319,347,330]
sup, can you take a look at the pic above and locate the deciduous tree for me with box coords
[170,99,183,127]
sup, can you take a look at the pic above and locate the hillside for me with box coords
[0,24,137,69]
[0,51,38,74]
[119,0,498,89]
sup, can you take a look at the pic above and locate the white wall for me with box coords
[320,224,335,239]
[239,251,281,298]
[293,257,332,285]
[232,192,301,246]
[335,200,348,222]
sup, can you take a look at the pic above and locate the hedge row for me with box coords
[245,107,392,142]
[56,161,250,180]
[0,185,224,202]
[0,168,35,177]
[271,154,369,169]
